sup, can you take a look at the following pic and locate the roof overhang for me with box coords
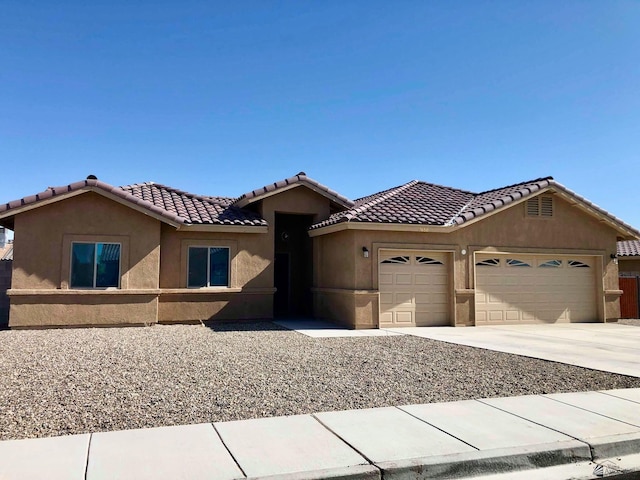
[176,224,268,233]
[0,187,184,228]
[234,180,354,210]
[549,185,640,240]
[308,221,455,237]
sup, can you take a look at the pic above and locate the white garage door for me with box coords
[475,253,598,325]
[379,250,450,327]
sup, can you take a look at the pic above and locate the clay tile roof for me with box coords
[312,180,476,229]
[119,183,266,226]
[310,175,640,238]
[0,178,266,228]
[452,177,553,225]
[618,240,640,257]
[233,172,354,209]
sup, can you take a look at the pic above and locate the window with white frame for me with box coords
[70,242,121,288]
[188,246,230,287]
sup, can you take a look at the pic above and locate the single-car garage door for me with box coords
[379,250,450,327]
[475,253,598,325]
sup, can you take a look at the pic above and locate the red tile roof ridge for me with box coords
[474,176,554,195]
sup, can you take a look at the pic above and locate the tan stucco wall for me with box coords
[158,292,272,322]
[157,226,273,321]
[9,192,161,327]
[314,193,622,327]
[619,258,640,275]
[10,294,158,327]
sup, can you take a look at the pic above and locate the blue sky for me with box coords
[2,1,639,232]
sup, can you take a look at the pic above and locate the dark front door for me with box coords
[274,213,313,317]
[274,253,290,316]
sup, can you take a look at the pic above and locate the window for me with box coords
[188,247,230,287]
[476,258,500,266]
[526,196,553,217]
[71,242,121,288]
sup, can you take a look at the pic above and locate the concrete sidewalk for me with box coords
[2,389,640,479]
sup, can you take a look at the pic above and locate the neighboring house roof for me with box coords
[233,172,355,209]
[618,240,640,257]
[0,243,12,261]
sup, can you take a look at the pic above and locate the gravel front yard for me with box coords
[1,321,640,441]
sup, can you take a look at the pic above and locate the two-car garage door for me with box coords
[475,253,598,325]
[378,249,599,327]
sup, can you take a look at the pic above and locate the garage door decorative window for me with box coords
[381,256,410,264]
[416,256,443,265]
[506,259,531,267]
[476,258,500,266]
[539,259,562,268]
[568,260,590,268]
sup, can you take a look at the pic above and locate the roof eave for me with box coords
[0,187,184,228]
[176,224,268,233]
[549,185,640,240]
[234,181,354,210]
[308,221,455,237]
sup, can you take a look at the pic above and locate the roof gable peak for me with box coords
[233,172,354,209]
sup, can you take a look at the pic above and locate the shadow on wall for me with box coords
[0,259,11,329]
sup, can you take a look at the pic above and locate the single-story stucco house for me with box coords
[0,172,638,329]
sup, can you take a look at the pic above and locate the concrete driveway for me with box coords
[385,323,640,378]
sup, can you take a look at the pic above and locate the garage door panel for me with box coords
[395,274,412,285]
[395,311,414,324]
[379,251,450,327]
[476,253,597,325]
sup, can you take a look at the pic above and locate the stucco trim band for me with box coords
[7,289,162,296]
[159,288,277,295]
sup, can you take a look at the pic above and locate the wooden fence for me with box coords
[620,275,640,319]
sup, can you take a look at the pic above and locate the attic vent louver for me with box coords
[526,195,553,218]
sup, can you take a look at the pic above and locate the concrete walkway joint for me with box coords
[1,388,640,479]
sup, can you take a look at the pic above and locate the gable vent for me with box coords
[526,198,539,216]
[540,196,553,217]
[526,196,553,218]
